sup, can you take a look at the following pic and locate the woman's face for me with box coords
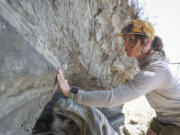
[122,34,143,58]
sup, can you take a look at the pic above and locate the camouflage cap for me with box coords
[116,19,155,39]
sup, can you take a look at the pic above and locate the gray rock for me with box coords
[53,96,118,135]
[0,0,139,135]
[0,16,56,135]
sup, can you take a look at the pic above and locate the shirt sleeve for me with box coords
[74,67,166,108]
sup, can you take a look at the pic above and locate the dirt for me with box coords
[120,96,155,135]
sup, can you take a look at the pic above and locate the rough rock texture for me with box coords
[0,16,56,135]
[0,0,139,135]
[52,95,118,135]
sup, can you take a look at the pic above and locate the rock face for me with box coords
[0,0,139,135]
[0,16,56,135]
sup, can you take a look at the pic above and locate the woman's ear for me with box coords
[145,37,152,46]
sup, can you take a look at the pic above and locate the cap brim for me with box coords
[114,33,123,37]
[114,32,146,38]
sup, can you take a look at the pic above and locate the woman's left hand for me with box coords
[56,68,71,97]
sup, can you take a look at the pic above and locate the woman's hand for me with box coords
[56,68,71,97]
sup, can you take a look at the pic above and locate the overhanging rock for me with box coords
[0,0,139,135]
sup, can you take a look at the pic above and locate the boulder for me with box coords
[0,0,139,135]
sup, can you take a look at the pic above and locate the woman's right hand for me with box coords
[56,68,71,97]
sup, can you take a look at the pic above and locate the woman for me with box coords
[56,19,180,135]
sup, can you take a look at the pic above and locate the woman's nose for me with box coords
[123,40,129,47]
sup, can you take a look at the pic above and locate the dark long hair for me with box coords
[151,36,165,56]
[136,35,165,56]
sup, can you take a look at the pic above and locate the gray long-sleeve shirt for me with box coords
[74,52,180,127]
